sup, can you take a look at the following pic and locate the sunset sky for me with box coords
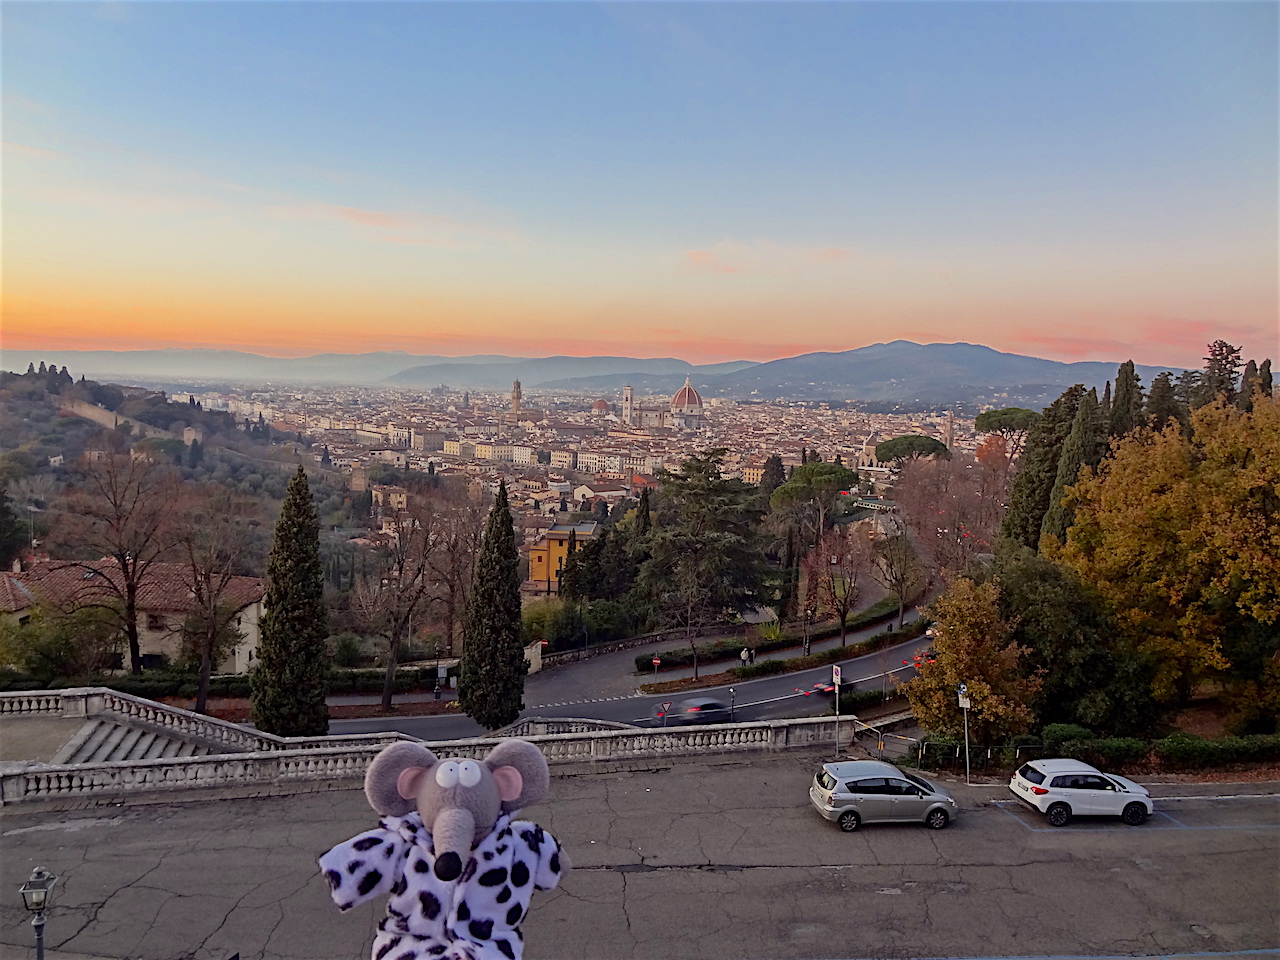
[2,2,1276,370]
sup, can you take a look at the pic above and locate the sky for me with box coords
[2,1,1276,370]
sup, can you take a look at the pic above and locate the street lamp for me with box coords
[803,606,815,657]
[20,865,58,960]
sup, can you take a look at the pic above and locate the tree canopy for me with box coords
[875,434,950,465]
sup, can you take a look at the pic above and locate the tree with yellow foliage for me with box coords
[1058,397,1279,718]
[901,578,1042,743]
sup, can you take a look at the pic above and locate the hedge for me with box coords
[632,601,921,675]
[0,666,453,699]
[1059,737,1150,768]
[1153,732,1280,769]
[730,618,930,680]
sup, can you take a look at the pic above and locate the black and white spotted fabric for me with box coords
[319,812,565,960]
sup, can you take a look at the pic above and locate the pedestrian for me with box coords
[740,647,749,668]
[748,647,755,664]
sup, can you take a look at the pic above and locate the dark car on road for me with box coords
[653,697,731,725]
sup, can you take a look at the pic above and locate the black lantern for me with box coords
[20,866,57,960]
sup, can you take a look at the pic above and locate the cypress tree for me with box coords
[251,467,330,736]
[1146,372,1181,430]
[1259,359,1273,398]
[1109,361,1144,438]
[759,454,786,503]
[1041,388,1102,544]
[458,481,526,730]
[1237,360,1259,412]
[1000,385,1085,550]
[1100,381,1112,423]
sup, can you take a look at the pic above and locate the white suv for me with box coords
[1010,758,1153,827]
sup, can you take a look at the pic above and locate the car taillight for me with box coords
[688,706,701,711]
[1031,786,1048,795]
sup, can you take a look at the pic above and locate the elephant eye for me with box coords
[458,761,482,787]
[435,761,460,788]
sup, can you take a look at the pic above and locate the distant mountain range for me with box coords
[1,342,1184,410]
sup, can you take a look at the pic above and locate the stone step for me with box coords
[105,726,145,762]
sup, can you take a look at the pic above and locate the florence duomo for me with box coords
[619,377,707,431]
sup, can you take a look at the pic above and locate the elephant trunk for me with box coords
[432,806,476,881]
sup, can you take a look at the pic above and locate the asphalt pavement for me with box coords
[3,749,1276,960]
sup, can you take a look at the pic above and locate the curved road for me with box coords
[329,629,932,741]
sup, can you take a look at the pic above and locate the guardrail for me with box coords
[0,707,851,805]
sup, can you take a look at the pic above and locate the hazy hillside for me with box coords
[384,356,755,389]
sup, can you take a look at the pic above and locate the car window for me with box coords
[903,772,935,793]
[1018,764,1046,785]
[885,779,918,796]
[817,771,837,791]
[848,778,886,795]
[1080,776,1114,790]
[1050,775,1078,788]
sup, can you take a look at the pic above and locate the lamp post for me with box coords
[803,606,814,657]
[20,865,58,960]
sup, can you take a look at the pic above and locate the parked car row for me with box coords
[807,757,1155,831]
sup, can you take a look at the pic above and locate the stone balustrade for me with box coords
[0,692,64,715]
[0,713,847,806]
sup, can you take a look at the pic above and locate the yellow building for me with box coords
[528,522,598,593]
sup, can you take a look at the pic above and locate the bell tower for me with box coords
[622,385,634,425]
[511,380,522,423]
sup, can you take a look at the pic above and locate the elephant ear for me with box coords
[484,740,550,813]
[365,742,438,816]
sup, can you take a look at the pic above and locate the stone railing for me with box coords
[0,716,847,806]
[499,718,636,737]
[0,689,415,756]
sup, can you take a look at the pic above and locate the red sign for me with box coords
[540,639,549,647]
[652,657,661,666]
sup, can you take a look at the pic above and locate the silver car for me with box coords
[809,759,958,831]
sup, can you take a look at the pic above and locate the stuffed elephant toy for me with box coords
[319,740,569,960]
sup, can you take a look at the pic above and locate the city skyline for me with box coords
[3,2,1276,370]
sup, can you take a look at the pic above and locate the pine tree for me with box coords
[251,467,330,736]
[458,482,526,730]
[1109,361,1145,438]
[1041,388,1103,544]
[1000,385,1085,550]
[1146,372,1181,430]
[1200,340,1242,406]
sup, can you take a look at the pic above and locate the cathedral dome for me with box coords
[592,398,611,413]
[671,377,703,411]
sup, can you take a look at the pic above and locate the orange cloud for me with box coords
[683,249,738,274]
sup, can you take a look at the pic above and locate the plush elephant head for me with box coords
[363,740,550,882]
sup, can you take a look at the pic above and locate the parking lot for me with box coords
[2,749,1277,960]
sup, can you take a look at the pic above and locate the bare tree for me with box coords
[871,531,924,630]
[892,452,1007,578]
[53,450,182,674]
[354,497,444,711]
[175,484,266,714]
[427,485,485,658]
[804,521,876,646]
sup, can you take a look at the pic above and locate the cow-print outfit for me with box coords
[319,812,565,960]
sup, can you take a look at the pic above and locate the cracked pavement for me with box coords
[1,748,1276,960]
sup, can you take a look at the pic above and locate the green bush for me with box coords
[837,689,887,713]
[1041,723,1095,750]
[1154,732,1280,768]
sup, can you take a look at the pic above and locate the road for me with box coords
[3,748,1275,960]
[329,630,931,740]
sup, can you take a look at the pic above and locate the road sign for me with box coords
[958,695,971,709]
[958,682,968,696]
[652,657,661,666]
[540,639,548,647]
[832,665,841,686]
[660,701,672,715]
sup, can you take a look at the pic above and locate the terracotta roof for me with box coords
[672,376,702,409]
[15,561,264,614]
[0,574,35,614]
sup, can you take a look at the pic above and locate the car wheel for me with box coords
[1122,802,1148,826]
[838,811,861,832]
[1046,803,1071,827]
[925,809,949,830]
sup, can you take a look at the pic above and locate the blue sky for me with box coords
[3,2,1276,366]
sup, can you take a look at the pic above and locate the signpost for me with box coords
[729,686,735,722]
[652,657,661,679]
[659,700,672,727]
[832,665,842,757]
[958,682,971,784]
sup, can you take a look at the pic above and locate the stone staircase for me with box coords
[51,715,241,764]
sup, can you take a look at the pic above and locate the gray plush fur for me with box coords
[364,742,437,816]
